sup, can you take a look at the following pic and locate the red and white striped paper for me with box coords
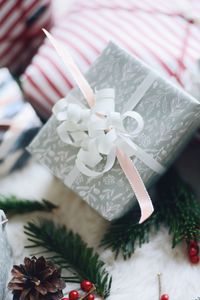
[0,0,52,76]
[21,0,200,119]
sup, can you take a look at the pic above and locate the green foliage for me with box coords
[24,220,112,299]
[101,205,160,259]
[101,169,200,259]
[158,170,200,247]
[0,195,57,215]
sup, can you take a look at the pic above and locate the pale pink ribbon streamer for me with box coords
[43,29,154,223]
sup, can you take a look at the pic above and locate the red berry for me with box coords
[81,280,93,292]
[190,255,200,264]
[86,294,95,300]
[61,298,69,300]
[189,241,198,248]
[160,294,169,300]
[189,247,199,257]
[69,290,79,300]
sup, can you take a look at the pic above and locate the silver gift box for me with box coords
[28,42,200,221]
[0,211,11,300]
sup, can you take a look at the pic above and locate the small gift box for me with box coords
[28,35,200,221]
[0,68,41,176]
[0,211,11,300]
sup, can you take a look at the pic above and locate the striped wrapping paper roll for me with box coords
[0,0,52,76]
[21,0,200,119]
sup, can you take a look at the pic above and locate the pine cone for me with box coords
[8,256,66,300]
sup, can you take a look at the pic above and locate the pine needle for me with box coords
[158,170,200,247]
[101,204,161,259]
[101,169,200,259]
[0,195,57,216]
[24,220,112,298]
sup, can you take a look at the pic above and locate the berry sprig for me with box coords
[188,240,199,264]
[62,280,96,300]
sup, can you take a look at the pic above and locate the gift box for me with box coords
[0,211,11,300]
[28,41,200,221]
[0,68,42,176]
[183,59,200,142]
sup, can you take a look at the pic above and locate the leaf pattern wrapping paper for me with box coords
[28,42,200,221]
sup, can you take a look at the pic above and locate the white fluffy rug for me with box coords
[1,142,200,300]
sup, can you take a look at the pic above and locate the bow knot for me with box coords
[53,89,144,176]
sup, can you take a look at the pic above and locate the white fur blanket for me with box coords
[1,141,200,300]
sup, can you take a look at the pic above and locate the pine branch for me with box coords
[158,170,200,247]
[101,169,200,258]
[24,220,112,299]
[101,204,161,259]
[0,195,57,216]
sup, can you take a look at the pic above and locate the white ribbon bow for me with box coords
[53,89,164,178]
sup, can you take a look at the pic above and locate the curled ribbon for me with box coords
[44,29,165,223]
[53,89,147,178]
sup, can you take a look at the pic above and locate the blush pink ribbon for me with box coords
[43,29,164,223]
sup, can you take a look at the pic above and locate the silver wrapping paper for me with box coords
[28,42,200,220]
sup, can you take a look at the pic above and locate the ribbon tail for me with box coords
[119,135,165,174]
[116,148,154,223]
[76,147,116,178]
[43,29,95,108]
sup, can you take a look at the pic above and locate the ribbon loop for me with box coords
[93,88,115,115]
[122,111,144,136]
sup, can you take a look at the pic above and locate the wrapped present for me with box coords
[0,68,41,176]
[28,34,200,222]
[0,211,11,300]
[183,59,200,142]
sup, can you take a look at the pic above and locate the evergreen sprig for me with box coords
[158,170,200,247]
[101,169,200,259]
[0,195,57,215]
[24,220,112,299]
[101,205,160,259]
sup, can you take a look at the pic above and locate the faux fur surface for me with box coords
[1,142,200,300]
